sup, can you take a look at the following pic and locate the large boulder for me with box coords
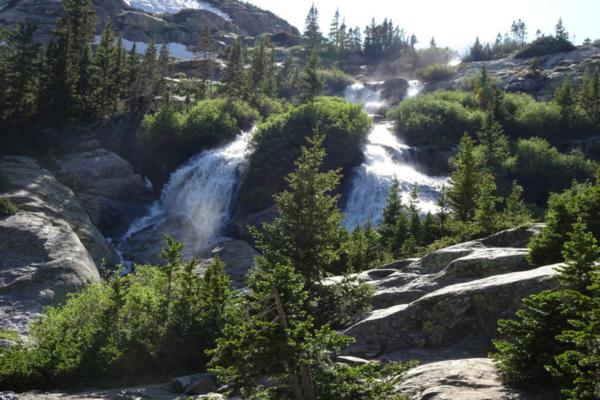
[396,358,540,400]
[55,148,150,235]
[0,156,108,334]
[345,264,560,357]
[341,226,558,358]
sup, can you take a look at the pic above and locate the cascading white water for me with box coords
[343,80,447,229]
[122,129,253,257]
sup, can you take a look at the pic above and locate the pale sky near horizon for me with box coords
[248,0,599,53]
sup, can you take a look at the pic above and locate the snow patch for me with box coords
[126,0,231,20]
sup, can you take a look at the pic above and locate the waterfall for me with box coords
[343,80,446,229]
[121,129,253,261]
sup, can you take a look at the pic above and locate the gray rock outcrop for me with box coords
[0,156,111,334]
[56,148,150,234]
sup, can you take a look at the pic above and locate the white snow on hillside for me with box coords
[123,0,231,20]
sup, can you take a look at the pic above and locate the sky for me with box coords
[248,0,600,53]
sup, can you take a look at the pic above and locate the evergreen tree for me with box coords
[407,184,422,244]
[130,40,159,112]
[46,0,97,115]
[298,49,322,103]
[436,185,450,235]
[477,108,509,171]
[157,44,170,96]
[250,37,270,98]
[329,9,340,48]
[559,220,600,294]
[91,23,118,118]
[262,44,278,97]
[304,4,323,50]
[0,22,41,120]
[379,179,403,249]
[555,18,569,40]
[580,67,600,122]
[502,181,532,227]
[448,134,482,222]
[422,212,439,245]
[554,77,576,124]
[197,24,214,98]
[252,134,344,285]
[474,173,499,234]
[222,36,248,99]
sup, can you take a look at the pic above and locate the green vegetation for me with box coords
[210,135,407,399]
[529,176,600,265]
[240,96,371,212]
[0,238,232,390]
[492,221,600,399]
[319,68,353,95]
[416,64,456,83]
[139,98,259,182]
[0,198,18,216]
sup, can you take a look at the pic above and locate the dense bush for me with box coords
[387,91,484,150]
[0,198,18,217]
[514,36,576,59]
[319,68,354,96]
[416,64,456,83]
[139,98,259,185]
[239,97,371,212]
[0,238,232,390]
[529,176,600,266]
[506,138,597,205]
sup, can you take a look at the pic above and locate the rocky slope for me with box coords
[427,46,600,99]
[0,156,115,336]
[0,0,299,51]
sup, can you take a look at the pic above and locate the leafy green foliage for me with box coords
[492,221,599,397]
[240,97,371,212]
[319,68,353,95]
[529,176,600,266]
[0,237,232,390]
[387,91,484,150]
[314,360,416,400]
[515,36,576,59]
[416,64,456,83]
[0,198,18,217]
[139,98,258,183]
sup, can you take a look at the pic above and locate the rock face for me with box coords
[0,0,299,50]
[0,156,109,335]
[396,358,538,400]
[56,148,150,235]
[342,225,559,358]
[427,46,600,99]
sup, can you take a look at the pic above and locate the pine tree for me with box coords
[502,181,532,227]
[477,108,509,171]
[0,22,41,120]
[250,37,269,98]
[252,134,344,285]
[298,49,322,103]
[436,185,450,235]
[555,18,569,41]
[157,44,170,96]
[379,178,403,248]
[554,77,576,124]
[559,220,600,294]
[91,23,118,118]
[222,36,248,99]
[329,9,340,49]
[197,24,214,98]
[130,40,159,112]
[474,173,498,234]
[407,184,422,244]
[580,67,600,122]
[46,0,97,115]
[303,4,323,50]
[422,212,439,245]
[448,134,482,222]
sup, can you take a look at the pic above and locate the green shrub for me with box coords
[314,360,416,400]
[515,36,576,59]
[319,68,354,95]
[313,277,374,329]
[529,177,600,266]
[139,98,259,184]
[387,91,484,150]
[416,64,456,82]
[0,238,232,391]
[239,97,371,212]
[0,197,18,217]
[506,138,597,206]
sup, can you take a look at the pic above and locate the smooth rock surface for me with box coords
[396,358,537,400]
[0,157,105,335]
[56,148,150,234]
